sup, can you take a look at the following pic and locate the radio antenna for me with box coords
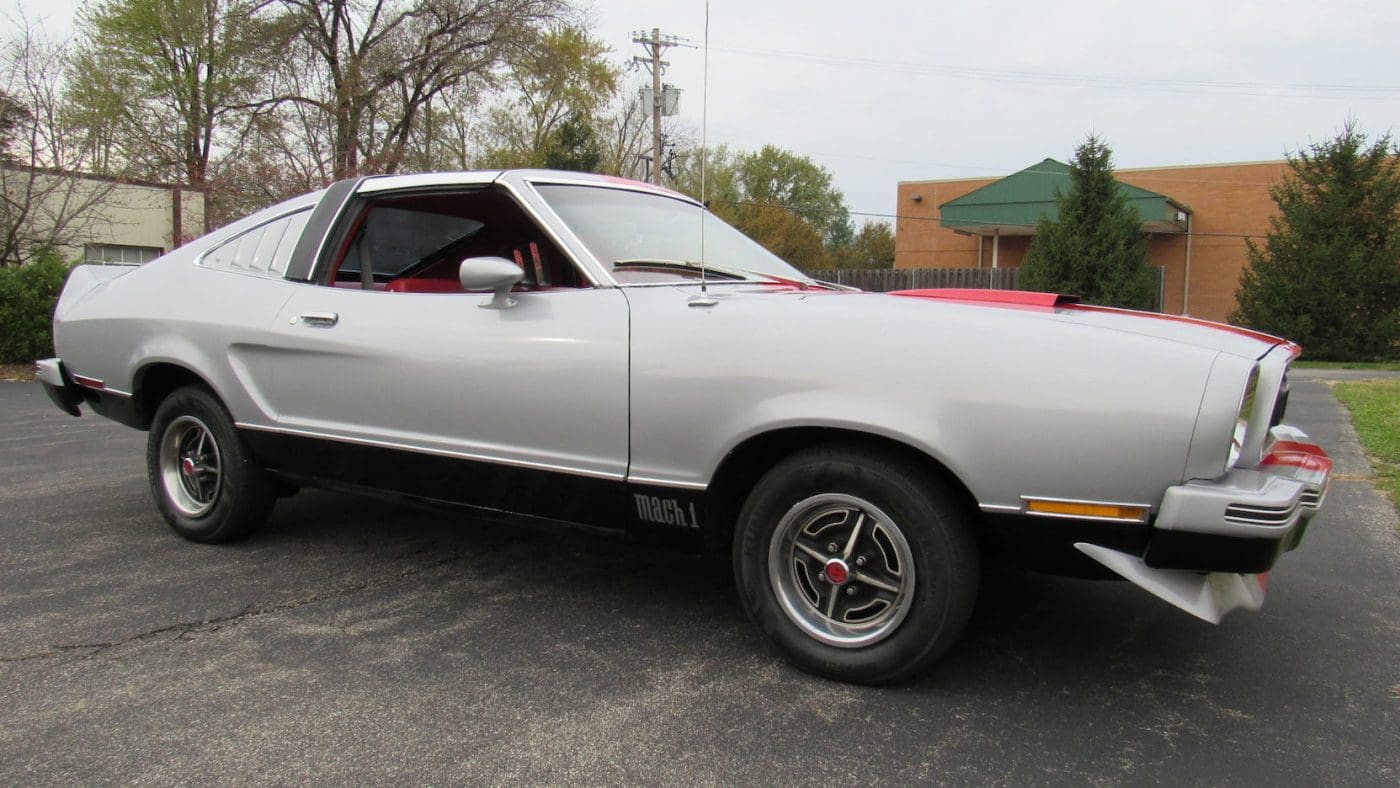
[691,0,717,307]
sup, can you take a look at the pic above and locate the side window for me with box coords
[269,210,312,275]
[201,209,312,277]
[325,187,584,292]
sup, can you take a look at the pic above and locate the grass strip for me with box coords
[1333,378,1400,510]
[1295,360,1400,371]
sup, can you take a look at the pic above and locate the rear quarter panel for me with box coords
[54,253,298,425]
[53,191,327,421]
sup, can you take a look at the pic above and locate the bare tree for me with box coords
[397,82,484,171]
[594,79,692,181]
[594,84,651,180]
[270,0,566,179]
[0,18,119,266]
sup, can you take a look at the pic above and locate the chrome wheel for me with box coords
[767,493,916,648]
[158,415,223,518]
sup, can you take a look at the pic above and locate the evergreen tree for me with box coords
[1021,136,1155,309]
[1232,123,1400,360]
[541,115,603,173]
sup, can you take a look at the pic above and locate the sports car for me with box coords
[38,169,1331,683]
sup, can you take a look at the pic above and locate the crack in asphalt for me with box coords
[0,537,529,665]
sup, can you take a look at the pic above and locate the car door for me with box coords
[251,181,631,525]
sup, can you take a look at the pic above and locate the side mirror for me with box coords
[459,257,524,310]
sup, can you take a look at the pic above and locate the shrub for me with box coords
[0,248,72,364]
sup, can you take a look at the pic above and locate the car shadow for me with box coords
[236,489,1214,692]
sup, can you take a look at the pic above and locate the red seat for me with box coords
[385,278,463,293]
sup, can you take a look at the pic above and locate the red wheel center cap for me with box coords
[824,559,850,585]
[181,457,196,477]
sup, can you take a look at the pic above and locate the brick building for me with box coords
[895,159,1290,323]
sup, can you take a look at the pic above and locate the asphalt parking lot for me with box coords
[1,377,1396,785]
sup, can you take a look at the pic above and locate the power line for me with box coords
[707,42,1400,100]
[777,148,1283,187]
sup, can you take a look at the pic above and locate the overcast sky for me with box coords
[11,0,1400,222]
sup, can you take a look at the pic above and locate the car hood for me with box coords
[689,284,1288,360]
[882,288,1286,360]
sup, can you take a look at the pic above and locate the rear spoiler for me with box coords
[56,263,139,314]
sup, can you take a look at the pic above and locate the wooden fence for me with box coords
[807,267,1021,292]
[805,267,1167,312]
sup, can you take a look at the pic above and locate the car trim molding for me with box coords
[233,422,626,482]
[624,474,709,491]
[496,177,608,287]
[70,374,133,398]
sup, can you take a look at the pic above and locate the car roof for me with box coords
[356,169,699,207]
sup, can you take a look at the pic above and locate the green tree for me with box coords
[829,221,895,270]
[477,25,618,169]
[1232,123,1400,360]
[738,145,852,248]
[1021,135,1155,309]
[734,202,828,268]
[670,144,850,269]
[68,0,283,185]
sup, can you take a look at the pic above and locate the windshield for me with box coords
[533,183,812,284]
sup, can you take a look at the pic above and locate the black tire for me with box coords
[146,385,275,543]
[733,443,979,684]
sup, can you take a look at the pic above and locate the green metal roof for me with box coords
[938,159,1190,236]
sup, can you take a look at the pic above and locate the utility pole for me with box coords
[631,28,685,184]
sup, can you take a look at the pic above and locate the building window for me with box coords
[84,243,163,265]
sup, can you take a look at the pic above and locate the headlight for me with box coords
[1226,365,1259,470]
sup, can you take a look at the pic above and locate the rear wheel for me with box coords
[734,444,978,684]
[146,385,275,543]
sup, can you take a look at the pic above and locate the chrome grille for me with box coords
[1300,489,1323,508]
[1225,502,1298,526]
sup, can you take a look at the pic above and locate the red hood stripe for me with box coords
[890,289,1078,308]
[889,288,1299,356]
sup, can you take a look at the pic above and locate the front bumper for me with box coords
[1075,425,1330,624]
[1147,425,1330,574]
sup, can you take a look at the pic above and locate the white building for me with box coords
[2,165,206,264]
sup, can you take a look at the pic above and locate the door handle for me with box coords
[295,311,339,328]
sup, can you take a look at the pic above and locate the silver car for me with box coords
[38,170,1332,683]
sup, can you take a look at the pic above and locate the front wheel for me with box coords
[734,444,979,684]
[146,385,275,543]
